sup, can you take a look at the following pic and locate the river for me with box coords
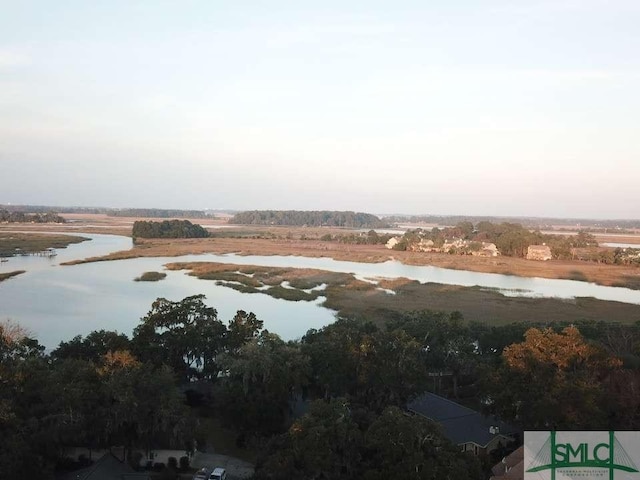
[1,233,640,349]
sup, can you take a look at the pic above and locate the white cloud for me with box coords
[0,48,30,69]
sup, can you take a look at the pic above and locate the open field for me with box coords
[167,261,640,326]
[0,232,90,257]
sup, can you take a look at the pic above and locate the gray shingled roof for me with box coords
[407,392,517,448]
[57,453,151,480]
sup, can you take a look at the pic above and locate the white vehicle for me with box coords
[209,467,227,480]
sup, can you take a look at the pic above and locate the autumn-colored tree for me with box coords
[485,326,621,430]
[97,350,141,376]
[503,326,620,374]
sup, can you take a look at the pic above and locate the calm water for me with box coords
[1,233,640,349]
[603,242,640,249]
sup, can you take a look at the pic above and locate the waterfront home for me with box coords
[526,244,552,261]
[407,392,517,457]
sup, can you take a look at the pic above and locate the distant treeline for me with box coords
[1,205,104,214]
[0,205,223,218]
[384,214,640,230]
[132,220,210,239]
[0,209,65,223]
[108,208,209,218]
[230,210,388,228]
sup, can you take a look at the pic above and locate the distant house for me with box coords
[526,244,552,261]
[409,239,435,252]
[385,237,400,249]
[473,242,500,257]
[407,392,517,457]
[490,445,524,480]
[441,239,467,253]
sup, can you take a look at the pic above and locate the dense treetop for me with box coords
[5,296,640,479]
[230,210,388,228]
[0,209,65,223]
[131,219,210,239]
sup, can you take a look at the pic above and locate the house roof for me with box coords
[528,245,551,251]
[57,453,151,480]
[491,446,524,478]
[407,392,517,448]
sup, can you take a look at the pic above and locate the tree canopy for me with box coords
[229,210,387,228]
[131,219,210,239]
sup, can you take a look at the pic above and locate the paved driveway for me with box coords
[190,452,254,480]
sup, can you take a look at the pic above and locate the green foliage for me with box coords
[302,319,429,411]
[229,210,388,228]
[9,297,640,479]
[216,332,311,435]
[132,219,210,239]
[52,330,131,363]
[132,295,226,380]
[256,398,363,479]
[255,400,481,480]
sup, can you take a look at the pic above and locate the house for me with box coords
[56,452,151,480]
[409,239,435,252]
[385,237,400,249]
[526,244,552,261]
[472,242,500,257]
[441,239,467,253]
[407,392,517,457]
[490,445,524,480]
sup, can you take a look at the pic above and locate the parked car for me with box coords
[209,467,227,480]
[193,467,209,480]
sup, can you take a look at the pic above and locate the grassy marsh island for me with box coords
[133,271,167,282]
[0,270,26,283]
[165,261,640,326]
[0,232,90,257]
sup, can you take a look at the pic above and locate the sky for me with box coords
[0,1,639,218]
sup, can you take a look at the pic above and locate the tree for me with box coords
[217,332,310,435]
[52,330,130,363]
[302,319,428,411]
[484,326,621,429]
[226,310,264,353]
[255,398,362,480]
[100,359,188,453]
[132,295,226,380]
[362,406,481,480]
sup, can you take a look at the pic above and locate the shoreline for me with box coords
[3,220,639,291]
[166,261,640,326]
[61,236,640,290]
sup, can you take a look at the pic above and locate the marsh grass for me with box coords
[134,271,167,282]
[0,233,89,257]
[0,270,26,282]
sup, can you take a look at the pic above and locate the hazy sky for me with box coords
[1,1,638,218]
